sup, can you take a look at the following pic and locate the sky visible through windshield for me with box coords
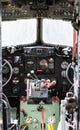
[2,19,37,46]
[43,19,73,47]
[2,19,73,47]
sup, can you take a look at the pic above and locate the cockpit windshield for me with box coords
[2,19,37,46]
[2,18,73,47]
[42,19,73,47]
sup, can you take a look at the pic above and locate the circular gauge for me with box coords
[49,58,54,62]
[2,66,9,74]
[13,67,19,74]
[12,77,19,84]
[39,59,48,69]
[3,77,8,84]
[61,61,69,69]
[2,59,13,87]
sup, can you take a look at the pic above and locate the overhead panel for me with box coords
[1,0,76,21]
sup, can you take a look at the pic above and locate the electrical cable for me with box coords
[73,29,77,60]
[55,52,68,57]
[2,93,11,109]
[48,123,54,130]
[2,96,20,130]
[2,98,11,129]
[8,122,20,130]
[2,93,11,126]
[2,59,13,87]
[8,124,15,130]
[41,107,44,130]
[2,99,8,108]
[66,63,74,86]
[55,46,72,58]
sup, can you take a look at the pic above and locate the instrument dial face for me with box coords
[13,67,19,74]
[2,66,9,74]
[61,61,69,69]
[3,77,7,84]
[12,77,19,84]
[39,59,48,69]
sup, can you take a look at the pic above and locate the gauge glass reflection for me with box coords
[14,56,21,63]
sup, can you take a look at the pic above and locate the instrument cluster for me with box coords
[2,45,73,99]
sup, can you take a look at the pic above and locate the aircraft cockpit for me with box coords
[0,0,80,130]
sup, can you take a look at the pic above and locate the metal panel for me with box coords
[20,101,59,130]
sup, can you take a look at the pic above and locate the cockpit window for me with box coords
[42,19,73,47]
[2,18,74,47]
[2,19,37,46]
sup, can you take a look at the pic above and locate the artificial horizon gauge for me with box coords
[39,59,48,69]
[61,61,69,69]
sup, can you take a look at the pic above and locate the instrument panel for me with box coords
[2,45,73,99]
